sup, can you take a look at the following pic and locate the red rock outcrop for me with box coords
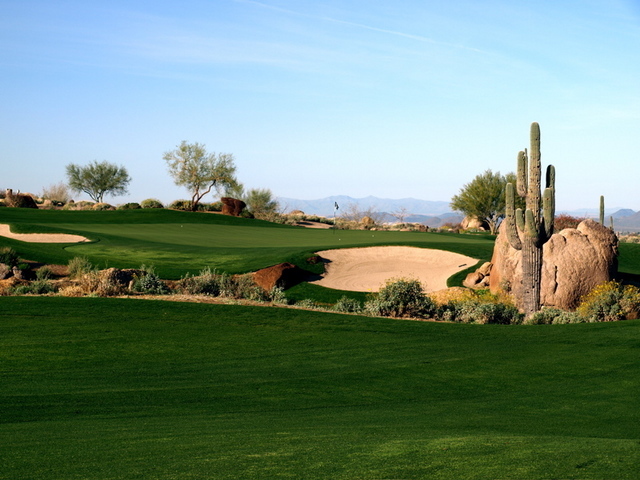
[253,263,304,291]
[221,197,246,217]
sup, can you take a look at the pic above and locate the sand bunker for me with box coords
[310,246,477,293]
[0,224,89,243]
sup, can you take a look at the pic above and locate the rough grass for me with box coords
[1,296,639,479]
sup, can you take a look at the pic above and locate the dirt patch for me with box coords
[0,224,89,243]
[309,246,477,293]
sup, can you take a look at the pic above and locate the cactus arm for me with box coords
[600,195,605,225]
[516,208,525,233]
[546,165,555,190]
[542,187,555,242]
[504,182,523,250]
[517,150,528,197]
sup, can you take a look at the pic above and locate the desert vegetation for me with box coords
[0,208,638,327]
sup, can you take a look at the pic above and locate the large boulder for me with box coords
[490,219,618,311]
[0,263,11,280]
[461,216,489,231]
[360,216,375,228]
[221,197,246,217]
[253,263,304,292]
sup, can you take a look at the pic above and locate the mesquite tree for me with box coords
[66,161,131,203]
[504,122,555,318]
[164,141,238,212]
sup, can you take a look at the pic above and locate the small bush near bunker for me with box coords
[365,278,435,319]
[333,296,363,313]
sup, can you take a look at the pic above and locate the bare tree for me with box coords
[390,207,411,224]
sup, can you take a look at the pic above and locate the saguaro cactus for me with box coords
[600,195,605,225]
[504,122,555,317]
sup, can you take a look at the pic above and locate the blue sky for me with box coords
[2,0,639,211]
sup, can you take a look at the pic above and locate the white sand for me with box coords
[310,246,476,293]
[0,224,89,243]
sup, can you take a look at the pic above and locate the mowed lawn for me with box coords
[1,296,639,479]
[0,208,495,278]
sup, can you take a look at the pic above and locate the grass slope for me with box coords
[1,296,639,479]
[0,208,494,279]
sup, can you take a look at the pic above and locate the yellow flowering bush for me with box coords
[577,281,640,322]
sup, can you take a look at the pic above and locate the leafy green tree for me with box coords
[450,170,521,234]
[66,161,131,203]
[164,141,238,212]
[244,188,279,219]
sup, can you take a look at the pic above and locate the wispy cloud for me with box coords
[235,0,488,54]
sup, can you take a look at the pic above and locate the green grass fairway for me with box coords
[1,297,639,479]
[0,208,494,279]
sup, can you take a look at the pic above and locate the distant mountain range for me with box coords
[278,195,453,217]
[277,196,640,232]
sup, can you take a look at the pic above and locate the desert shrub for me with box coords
[41,182,71,205]
[92,202,114,211]
[132,267,170,295]
[554,214,584,231]
[296,298,320,309]
[0,247,19,267]
[35,266,53,281]
[58,285,86,297]
[269,287,288,305]
[438,300,522,324]
[333,296,363,313]
[73,270,124,297]
[364,278,436,318]
[577,281,640,322]
[62,201,95,211]
[68,256,95,279]
[177,267,223,296]
[523,307,567,325]
[231,274,269,301]
[140,198,164,209]
[551,311,586,324]
[169,200,192,211]
[118,202,141,210]
[619,234,640,244]
[197,202,222,212]
[8,279,57,295]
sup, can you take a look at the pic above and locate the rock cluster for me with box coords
[462,262,492,289]
[5,189,38,209]
[488,219,618,310]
